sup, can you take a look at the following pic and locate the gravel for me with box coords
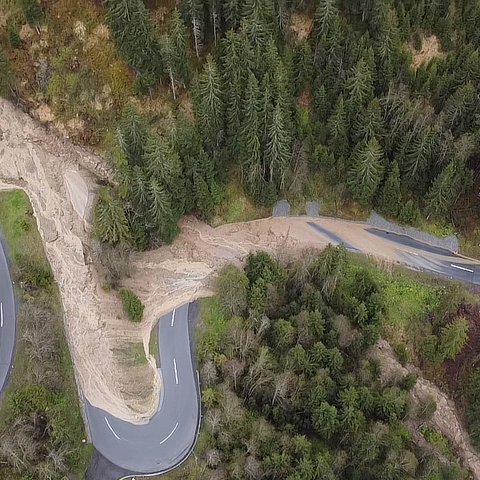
[368,211,459,253]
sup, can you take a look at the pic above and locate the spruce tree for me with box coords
[265,102,292,190]
[240,71,263,197]
[352,98,384,144]
[440,317,469,360]
[328,96,349,160]
[194,55,224,151]
[293,41,313,95]
[94,187,131,244]
[182,0,204,58]
[425,160,471,220]
[348,137,385,206]
[104,0,161,75]
[313,80,329,123]
[160,9,190,99]
[313,0,339,40]
[378,161,401,217]
[117,105,148,166]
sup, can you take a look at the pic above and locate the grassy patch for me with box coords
[382,276,441,329]
[213,178,270,226]
[419,423,453,457]
[114,342,148,367]
[197,297,229,362]
[149,320,160,366]
[0,190,91,479]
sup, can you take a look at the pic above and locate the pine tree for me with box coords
[440,317,469,360]
[265,102,292,190]
[194,55,224,150]
[94,187,131,244]
[346,58,374,117]
[313,0,339,40]
[160,9,190,99]
[104,0,161,75]
[425,160,471,219]
[208,0,222,45]
[352,98,384,144]
[182,0,204,58]
[313,80,329,123]
[293,41,313,95]
[222,30,250,152]
[240,71,263,197]
[348,137,385,205]
[378,161,401,217]
[117,105,148,166]
[328,96,349,160]
[402,126,437,185]
[223,0,243,30]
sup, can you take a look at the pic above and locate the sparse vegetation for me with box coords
[0,191,91,479]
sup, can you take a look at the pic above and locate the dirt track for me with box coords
[1,99,480,479]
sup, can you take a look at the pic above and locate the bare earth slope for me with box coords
[2,99,480,479]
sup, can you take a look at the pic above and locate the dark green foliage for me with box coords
[378,161,402,217]
[348,137,385,206]
[21,0,43,25]
[119,288,144,322]
[94,187,131,245]
[104,0,162,75]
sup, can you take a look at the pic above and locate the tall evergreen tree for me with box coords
[240,71,263,197]
[348,137,385,205]
[194,55,224,151]
[182,0,204,58]
[328,96,349,160]
[160,9,190,99]
[265,102,292,190]
[95,187,131,244]
[378,161,401,217]
[104,0,161,75]
[313,0,339,40]
[117,105,148,166]
[425,160,471,219]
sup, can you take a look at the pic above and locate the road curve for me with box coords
[85,303,200,475]
[0,236,15,397]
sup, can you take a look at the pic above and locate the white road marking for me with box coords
[159,422,179,445]
[173,358,179,384]
[450,264,474,273]
[105,417,121,440]
[0,302,3,328]
[171,308,176,327]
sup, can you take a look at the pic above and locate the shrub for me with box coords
[215,264,248,316]
[119,288,144,322]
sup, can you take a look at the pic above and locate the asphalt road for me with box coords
[0,236,15,397]
[85,303,200,475]
[308,223,480,285]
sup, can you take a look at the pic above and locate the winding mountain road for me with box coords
[0,237,15,397]
[86,303,200,475]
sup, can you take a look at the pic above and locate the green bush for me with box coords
[119,288,144,322]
